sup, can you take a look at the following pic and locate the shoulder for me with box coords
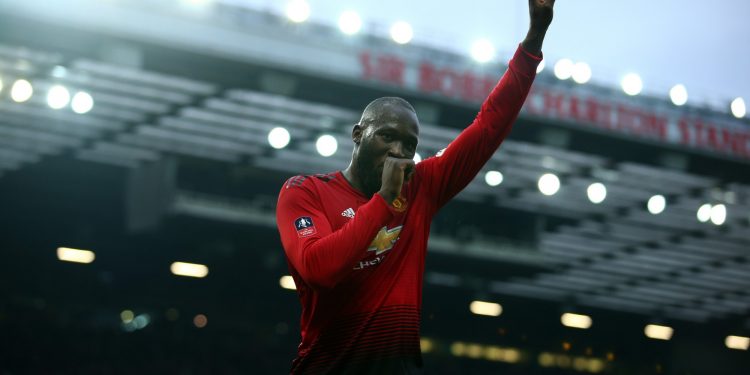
[282,172,338,190]
[278,172,339,210]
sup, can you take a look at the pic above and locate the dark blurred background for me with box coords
[0,1,749,374]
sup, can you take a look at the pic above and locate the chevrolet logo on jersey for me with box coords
[368,226,403,255]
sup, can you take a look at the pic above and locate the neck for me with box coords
[342,161,367,196]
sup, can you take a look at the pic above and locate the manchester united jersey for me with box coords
[276,45,541,374]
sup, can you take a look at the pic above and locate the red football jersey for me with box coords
[276,45,541,374]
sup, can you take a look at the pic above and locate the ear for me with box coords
[352,123,364,145]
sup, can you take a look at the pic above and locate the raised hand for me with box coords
[522,0,556,55]
[528,0,555,31]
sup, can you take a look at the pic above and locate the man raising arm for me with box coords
[276,1,556,373]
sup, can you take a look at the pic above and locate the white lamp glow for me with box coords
[390,21,413,44]
[553,58,573,80]
[11,79,33,102]
[316,135,338,157]
[484,170,503,187]
[561,313,592,329]
[536,60,545,74]
[669,84,688,106]
[710,203,727,225]
[268,127,291,149]
[280,275,296,290]
[47,85,71,109]
[285,0,310,23]
[587,182,607,204]
[71,91,94,114]
[571,62,592,84]
[170,262,209,278]
[538,173,560,196]
[730,97,746,118]
[644,324,673,340]
[338,10,362,35]
[470,39,496,63]
[697,203,712,223]
[621,73,643,96]
[647,195,666,214]
[469,301,502,317]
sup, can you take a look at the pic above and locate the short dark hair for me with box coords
[358,97,416,128]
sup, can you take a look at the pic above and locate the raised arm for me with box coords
[416,0,555,211]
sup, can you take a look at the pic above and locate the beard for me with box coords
[355,142,383,197]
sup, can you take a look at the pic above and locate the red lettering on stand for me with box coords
[359,52,405,86]
[678,118,692,144]
[542,90,566,117]
[360,50,749,161]
[418,62,438,92]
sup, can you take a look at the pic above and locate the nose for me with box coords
[388,142,407,158]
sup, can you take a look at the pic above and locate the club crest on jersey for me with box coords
[368,225,403,255]
[294,216,316,237]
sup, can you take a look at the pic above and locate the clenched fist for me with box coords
[522,0,556,55]
[529,0,555,31]
[378,156,415,205]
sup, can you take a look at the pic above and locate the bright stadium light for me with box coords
[644,324,673,340]
[621,73,643,96]
[470,39,496,63]
[484,170,503,186]
[571,62,592,84]
[669,84,688,106]
[316,134,337,157]
[587,182,607,204]
[47,85,71,109]
[11,79,33,102]
[268,127,291,149]
[469,300,502,317]
[71,91,94,114]
[710,203,727,225]
[696,203,712,223]
[647,195,666,214]
[536,60,545,74]
[538,173,560,196]
[725,335,749,351]
[170,262,209,278]
[279,275,296,290]
[553,58,573,80]
[56,247,95,264]
[413,152,422,163]
[390,21,413,44]
[730,97,746,118]
[338,10,362,35]
[285,0,310,23]
[561,313,592,329]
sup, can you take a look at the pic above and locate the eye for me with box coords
[381,133,394,142]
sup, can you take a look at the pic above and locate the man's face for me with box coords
[355,105,419,196]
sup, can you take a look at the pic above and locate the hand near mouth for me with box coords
[378,156,415,205]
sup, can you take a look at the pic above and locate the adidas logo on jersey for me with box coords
[341,208,355,218]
